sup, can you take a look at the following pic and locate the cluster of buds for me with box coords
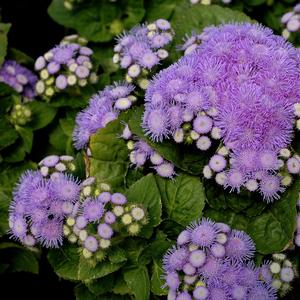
[60,34,88,46]
[122,124,176,178]
[113,19,174,89]
[10,103,32,126]
[173,110,221,151]
[0,60,38,100]
[34,42,97,100]
[38,155,76,176]
[263,253,297,297]
[281,4,300,39]
[63,177,148,259]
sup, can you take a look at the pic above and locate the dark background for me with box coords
[1,0,65,58]
[0,1,74,299]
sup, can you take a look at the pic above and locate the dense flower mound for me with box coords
[0,60,38,99]
[34,41,97,99]
[113,19,174,87]
[142,23,300,201]
[281,3,300,39]
[8,155,79,248]
[163,218,278,300]
[73,82,136,149]
[8,154,148,251]
[121,124,175,178]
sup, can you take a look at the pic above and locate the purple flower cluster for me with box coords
[281,4,300,39]
[122,124,175,178]
[34,42,97,99]
[9,155,80,248]
[0,60,38,99]
[63,177,147,258]
[163,218,277,300]
[113,19,173,85]
[263,253,297,297]
[9,154,148,252]
[73,82,136,149]
[143,23,300,201]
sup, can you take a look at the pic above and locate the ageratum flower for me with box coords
[0,60,38,99]
[113,19,173,88]
[143,23,300,202]
[8,155,81,248]
[34,41,97,99]
[162,218,279,300]
[73,82,136,149]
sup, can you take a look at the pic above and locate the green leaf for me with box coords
[26,101,57,130]
[75,284,100,300]
[156,174,205,226]
[124,266,150,300]
[108,246,127,264]
[15,125,33,153]
[48,244,124,281]
[0,242,39,274]
[8,48,34,65]
[126,174,162,238]
[89,114,130,190]
[48,0,144,42]
[204,179,267,216]
[49,123,68,152]
[85,274,115,296]
[151,259,168,296]
[205,178,300,254]
[0,23,11,66]
[145,0,181,20]
[128,107,212,175]
[247,178,300,254]
[2,139,26,163]
[170,3,252,58]
[0,117,18,151]
[59,117,75,136]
